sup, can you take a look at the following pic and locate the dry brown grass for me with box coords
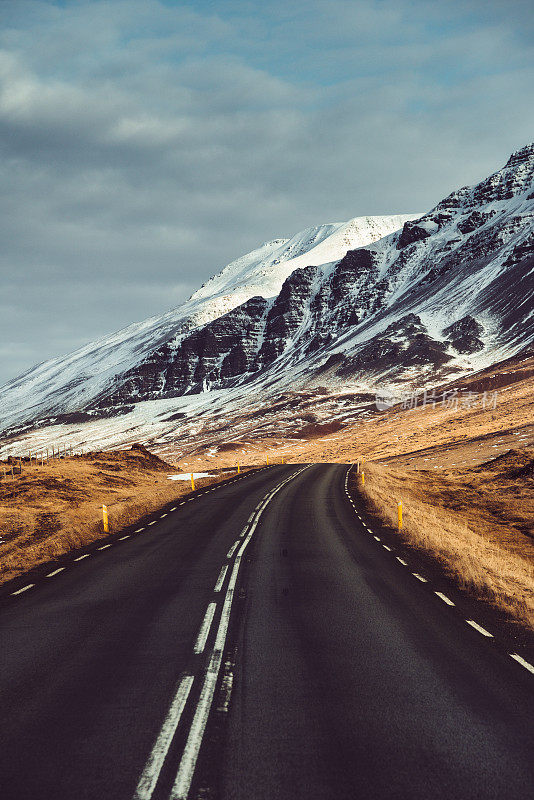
[0,444,247,586]
[353,456,534,629]
[177,358,534,631]
[175,356,533,477]
[2,352,532,629]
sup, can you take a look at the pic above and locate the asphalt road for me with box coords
[0,464,533,800]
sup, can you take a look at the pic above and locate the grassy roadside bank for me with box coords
[352,455,534,630]
[0,444,249,587]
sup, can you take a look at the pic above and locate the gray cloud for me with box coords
[0,0,533,385]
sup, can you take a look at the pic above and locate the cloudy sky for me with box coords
[1,0,532,385]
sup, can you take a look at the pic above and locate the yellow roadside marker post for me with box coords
[266,454,269,465]
[191,473,195,491]
[102,504,109,533]
[361,471,365,487]
[237,463,240,474]
[398,501,403,530]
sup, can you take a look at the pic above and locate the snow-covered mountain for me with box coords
[1,144,533,448]
[0,214,418,431]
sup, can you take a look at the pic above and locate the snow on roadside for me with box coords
[168,472,213,480]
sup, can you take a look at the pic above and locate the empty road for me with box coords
[0,463,533,800]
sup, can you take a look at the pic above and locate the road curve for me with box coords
[0,463,533,800]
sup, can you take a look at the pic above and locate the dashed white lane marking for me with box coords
[46,568,65,577]
[74,554,90,561]
[136,528,145,532]
[160,513,168,519]
[346,472,463,605]
[466,619,493,637]
[168,467,307,800]
[119,535,130,541]
[194,603,217,655]
[132,674,195,800]
[179,502,186,506]
[148,521,156,526]
[226,540,240,559]
[98,544,112,550]
[510,653,534,674]
[170,507,177,512]
[435,591,455,606]
[412,573,427,583]
[214,565,228,593]
[12,584,34,595]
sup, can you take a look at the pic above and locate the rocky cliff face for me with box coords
[1,146,533,433]
[87,144,533,409]
[0,214,418,431]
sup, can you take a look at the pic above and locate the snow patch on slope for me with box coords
[0,214,418,431]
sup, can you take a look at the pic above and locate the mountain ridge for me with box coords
[0,213,420,431]
[0,144,533,449]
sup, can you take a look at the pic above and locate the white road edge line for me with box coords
[132,675,195,800]
[194,603,217,655]
[412,573,427,582]
[214,565,228,593]
[168,467,307,800]
[434,591,455,606]
[510,653,534,674]
[466,619,493,637]
[11,584,34,595]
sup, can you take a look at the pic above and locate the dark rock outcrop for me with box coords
[75,144,534,412]
[443,316,485,354]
